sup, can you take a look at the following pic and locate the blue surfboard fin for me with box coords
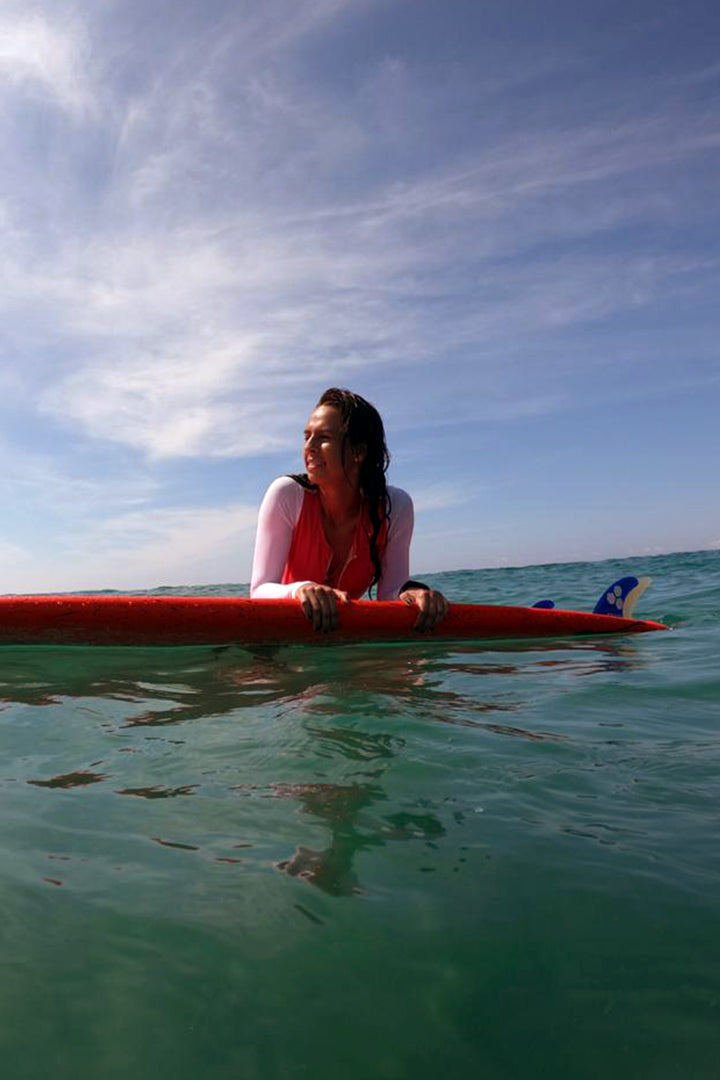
[532,600,555,609]
[592,576,651,618]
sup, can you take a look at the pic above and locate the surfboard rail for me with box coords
[0,595,667,647]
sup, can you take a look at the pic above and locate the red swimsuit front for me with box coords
[282,488,388,598]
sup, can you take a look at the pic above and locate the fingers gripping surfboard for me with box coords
[0,595,667,647]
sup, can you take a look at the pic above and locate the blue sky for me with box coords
[1,0,719,591]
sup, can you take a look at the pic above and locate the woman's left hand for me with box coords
[399,588,449,632]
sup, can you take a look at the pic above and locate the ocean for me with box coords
[0,549,717,1078]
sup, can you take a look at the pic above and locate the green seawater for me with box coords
[0,550,718,1078]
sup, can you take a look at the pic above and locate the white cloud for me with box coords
[0,9,92,114]
[0,438,157,512]
[41,353,295,459]
[412,484,477,514]
[13,104,717,460]
[0,433,260,591]
[1,501,259,593]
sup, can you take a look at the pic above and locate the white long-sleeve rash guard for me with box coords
[250,476,414,600]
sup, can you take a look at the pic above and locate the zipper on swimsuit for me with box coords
[324,542,356,588]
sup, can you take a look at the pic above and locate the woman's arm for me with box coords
[251,477,350,629]
[379,487,448,630]
[376,487,413,601]
[250,478,311,599]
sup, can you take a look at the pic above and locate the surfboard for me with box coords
[0,595,667,647]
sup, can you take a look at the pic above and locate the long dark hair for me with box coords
[291,388,391,588]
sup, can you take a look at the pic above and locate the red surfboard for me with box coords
[0,596,667,647]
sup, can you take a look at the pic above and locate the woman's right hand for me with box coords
[295,583,349,632]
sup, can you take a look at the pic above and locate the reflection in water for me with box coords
[0,636,646,734]
[271,781,446,898]
[275,783,384,896]
[28,769,109,789]
[473,723,560,742]
[116,784,198,799]
[2,634,654,899]
[11,638,641,806]
[535,640,644,676]
[152,837,199,851]
[303,725,402,761]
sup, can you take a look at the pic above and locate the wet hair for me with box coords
[291,388,391,589]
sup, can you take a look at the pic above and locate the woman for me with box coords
[250,388,448,632]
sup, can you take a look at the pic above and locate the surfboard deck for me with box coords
[0,596,667,647]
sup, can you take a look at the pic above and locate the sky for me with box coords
[1,0,719,592]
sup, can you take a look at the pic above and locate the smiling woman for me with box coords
[250,388,448,632]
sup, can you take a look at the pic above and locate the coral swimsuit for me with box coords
[282,483,388,598]
[250,476,415,601]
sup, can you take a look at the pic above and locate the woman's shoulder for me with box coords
[387,485,413,512]
[264,474,316,494]
[265,474,304,494]
[260,476,307,516]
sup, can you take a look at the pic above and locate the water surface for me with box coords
[1,551,718,1078]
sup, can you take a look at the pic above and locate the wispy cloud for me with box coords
[0,497,259,592]
[0,7,92,114]
[412,484,480,514]
[1,0,718,585]
[13,113,719,459]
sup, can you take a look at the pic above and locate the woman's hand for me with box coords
[295,583,349,632]
[399,588,449,632]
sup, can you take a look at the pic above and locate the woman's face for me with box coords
[303,404,362,487]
